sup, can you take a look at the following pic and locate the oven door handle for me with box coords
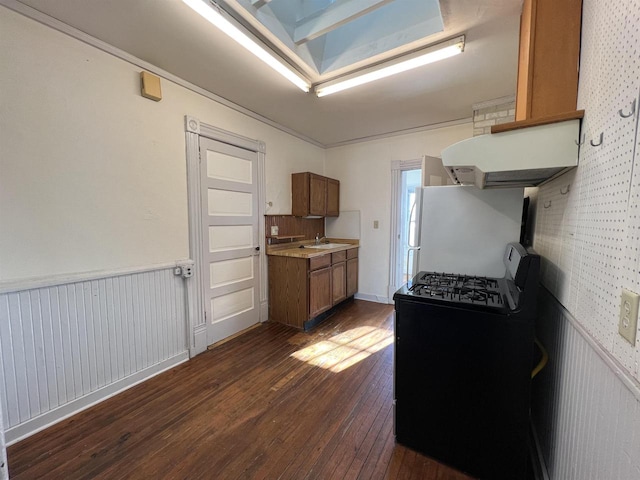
[406,246,421,282]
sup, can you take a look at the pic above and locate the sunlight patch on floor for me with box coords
[291,326,393,373]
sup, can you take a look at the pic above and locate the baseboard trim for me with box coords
[5,351,189,446]
[192,324,208,357]
[260,300,269,322]
[207,323,262,350]
[530,420,550,480]
[354,292,391,304]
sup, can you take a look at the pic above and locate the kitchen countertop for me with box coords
[266,239,359,259]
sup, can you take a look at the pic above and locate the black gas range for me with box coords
[404,272,505,310]
[393,243,540,480]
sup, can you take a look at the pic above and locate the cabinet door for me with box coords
[346,257,358,298]
[292,172,310,217]
[332,261,347,305]
[515,0,533,121]
[268,256,308,329]
[326,178,340,217]
[309,174,327,216]
[309,267,332,318]
[515,0,582,120]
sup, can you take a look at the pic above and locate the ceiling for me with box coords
[11,0,523,147]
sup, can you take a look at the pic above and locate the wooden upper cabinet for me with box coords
[292,172,340,217]
[326,178,340,217]
[515,0,582,121]
[292,172,310,217]
[309,174,327,216]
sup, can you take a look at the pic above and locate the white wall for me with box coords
[0,5,327,448]
[325,124,472,301]
[0,8,324,282]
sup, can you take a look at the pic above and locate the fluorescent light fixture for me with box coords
[182,0,311,92]
[314,36,465,97]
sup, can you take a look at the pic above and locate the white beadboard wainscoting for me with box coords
[0,263,192,444]
[532,288,640,480]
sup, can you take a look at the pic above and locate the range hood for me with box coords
[441,119,581,188]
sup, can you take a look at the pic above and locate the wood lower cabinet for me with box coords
[309,267,332,318]
[268,247,358,330]
[331,251,347,306]
[346,257,358,298]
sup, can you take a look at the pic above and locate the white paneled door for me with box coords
[200,137,260,346]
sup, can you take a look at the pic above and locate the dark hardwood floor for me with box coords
[8,300,474,480]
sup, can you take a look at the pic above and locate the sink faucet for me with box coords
[315,233,326,245]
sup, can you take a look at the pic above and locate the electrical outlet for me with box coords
[618,288,639,345]
[181,266,194,278]
[271,225,279,236]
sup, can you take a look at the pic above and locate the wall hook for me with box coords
[560,184,570,195]
[590,132,603,147]
[544,200,552,209]
[575,134,585,146]
[619,98,637,118]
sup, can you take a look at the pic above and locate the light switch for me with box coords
[141,71,162,101]
[618,288,639,345]
[373,220,379,229]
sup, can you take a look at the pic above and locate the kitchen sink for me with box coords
[305,243,351,249]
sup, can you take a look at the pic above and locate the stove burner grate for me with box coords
[409,273,503,306]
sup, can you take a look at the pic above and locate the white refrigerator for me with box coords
[410,185,524,279]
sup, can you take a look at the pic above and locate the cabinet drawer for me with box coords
[309,254,331,271]
[347,248,358,259]
[331,251,346,263]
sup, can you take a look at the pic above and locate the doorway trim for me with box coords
[184,116,267,357]
[388,158,422,301]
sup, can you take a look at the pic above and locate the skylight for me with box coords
[220,0,445,76]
